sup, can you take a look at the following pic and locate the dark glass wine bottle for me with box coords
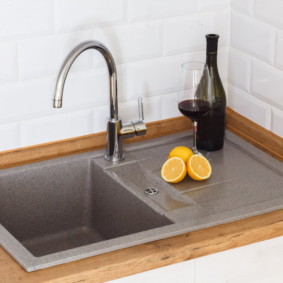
[197,34,227,151]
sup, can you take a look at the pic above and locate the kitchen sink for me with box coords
[0,158,171,257]
[0,153,172,271]
[0,131,283,271]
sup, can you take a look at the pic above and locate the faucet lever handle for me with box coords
[138,96,144,121]
[120,97,147,138]
[131,97,147,136]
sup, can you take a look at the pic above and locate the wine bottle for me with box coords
[197,34,227,151]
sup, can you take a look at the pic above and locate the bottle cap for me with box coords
[206,34,219,54]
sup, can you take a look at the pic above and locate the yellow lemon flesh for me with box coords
[168,146,193,163]
[187,154,212,181]
[161,157,187,183]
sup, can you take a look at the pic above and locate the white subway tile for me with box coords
[198,0,230,12]
[127,57,177,99]
[231,12,275,64]
[164,10,230,54]
[54,0,125,32]
[0,0,51,41]
[251,59,283,109]
[218,47,229,82]
[223,81,228,98]
[127,48,227,101]
[18,31,93,79]
[231,0,254,15]
[56,68,108,110]
[255,0,283,29]
[93,105,108,133]
[93,21,163,64]
[164,10,230,55]
[117,64,127,102]
[275,31,283,70]
[0,122,19,151]
[119,96,162,123]
[229,48,251,92]
[127,53,200,100]
[161,92,181,119]
[143,96,162,123]
[20,110,93,147]
[228,85,271,129]
[0,78,55,123]
[127,0,197,22]
[271,107,283,138]
[0,42,17,83]
[54,64,127,112]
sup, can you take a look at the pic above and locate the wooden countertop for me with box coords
[1,210,283,283]
[1,109,283,282]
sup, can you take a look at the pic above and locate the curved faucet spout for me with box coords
[53,40,147,163]
[53,40,118,121]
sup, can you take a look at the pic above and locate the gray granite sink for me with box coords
[0,153,172,271]
[0,131,282,271]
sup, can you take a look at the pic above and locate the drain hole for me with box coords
[144,187,159,195]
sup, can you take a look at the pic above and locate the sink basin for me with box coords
[1,131,283,272]
[0,153,172,271]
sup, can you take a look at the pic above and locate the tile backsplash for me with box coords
[0,0,281,152]
[229,0,283,137]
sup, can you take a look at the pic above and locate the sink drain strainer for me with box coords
[144,187,159,195]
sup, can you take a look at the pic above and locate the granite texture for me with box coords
[0,131,282,271]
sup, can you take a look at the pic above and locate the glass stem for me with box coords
[192,121,199,154]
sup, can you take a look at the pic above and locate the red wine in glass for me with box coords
[178,99,211,122]
[177,61,212,154]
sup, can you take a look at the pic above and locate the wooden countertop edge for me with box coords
[0,108,281,170]
[226,108,283,161]
[0,108,282,282]
[1,209,283,283]
[0,116,192,169]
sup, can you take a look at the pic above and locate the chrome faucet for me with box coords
[53,40,146,162]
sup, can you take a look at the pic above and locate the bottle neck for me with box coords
[206,53,218,68]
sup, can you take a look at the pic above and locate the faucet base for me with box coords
[105,119,124,162]
[104,153,125,163]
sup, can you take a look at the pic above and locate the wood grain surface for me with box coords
[0,108,282,170]
[0,116,192,169]
[226,108,283,161]
[1,209,283,283]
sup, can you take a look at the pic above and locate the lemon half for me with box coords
[187,154,212,181]
[161,157,187,183]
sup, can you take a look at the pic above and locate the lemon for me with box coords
[161,157,187,183]
[168,146,193,163]
[187,154,212,181]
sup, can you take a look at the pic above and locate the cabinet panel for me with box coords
[195,236,283,283]
[107,259,195,283]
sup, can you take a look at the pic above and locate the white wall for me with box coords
[0,0,230,151]
[229,0,283,137]
[108,235,283,283]
[0,0,282,152]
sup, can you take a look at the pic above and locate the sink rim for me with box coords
[1,131,283,272]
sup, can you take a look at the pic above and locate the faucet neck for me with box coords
[53,40,147,163]
[53,40,119,121]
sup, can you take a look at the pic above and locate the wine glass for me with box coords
[178,61,212,155]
